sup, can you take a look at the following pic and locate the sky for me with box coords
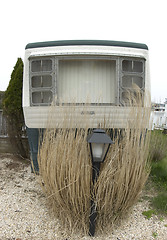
[0,0,167,103]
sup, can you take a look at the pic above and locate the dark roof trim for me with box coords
[25,40,148,50]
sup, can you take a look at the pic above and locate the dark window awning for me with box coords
[25,40,148,50]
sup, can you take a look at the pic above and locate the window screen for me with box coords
[122,76,143,88]
[122,60,143,73]
[31,75,52,88]
[31,59,52,72]
[32,91,53,104]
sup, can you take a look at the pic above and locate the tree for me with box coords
[3,58,28,158]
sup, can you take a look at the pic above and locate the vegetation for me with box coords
[151,156,167,184]
[2,58,28,158]
[149,157,167,216]
[152,192,167,215]
[152,231,158,238]
[38,101,151,234]
[149,130,167,162]
[142,130,167,218]
[142,209,156,219]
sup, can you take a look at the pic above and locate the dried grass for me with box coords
[37,93,151,235]
[95,108,151,233]
[38,128,91,233]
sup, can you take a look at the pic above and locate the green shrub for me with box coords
[148,147,167,216]
[152,193,167,215]
[151,157,167,185]
[149,130,167,162]
[2,58,28,158]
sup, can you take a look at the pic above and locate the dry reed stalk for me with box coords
[95,93,151,233]
[38,93,151,235]
[38,127,92,233]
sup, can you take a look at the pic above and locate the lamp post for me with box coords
[87,129,114,237]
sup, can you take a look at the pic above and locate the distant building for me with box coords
[151,98,167,129]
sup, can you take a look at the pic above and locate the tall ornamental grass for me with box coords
[38,94,151,235]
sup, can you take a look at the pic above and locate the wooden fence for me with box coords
[0,110,7,136]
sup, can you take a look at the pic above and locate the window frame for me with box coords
[29,55,119,106]
[30,57,55,106]
[119,57,145,106]
[29,56,145,107]
[56,56,118,105]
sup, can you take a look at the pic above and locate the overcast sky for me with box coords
[0,0,167,103]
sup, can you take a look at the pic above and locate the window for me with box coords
[120,58,145,105]
[57,59,116,104]
[31,75,52,88]
[122,60,143,73]
[29,56,145,107]
[31,59,52,72]
[30,58,53,105]
[32,91,53,104]
[122,76,143,89]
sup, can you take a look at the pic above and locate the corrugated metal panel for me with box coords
[24,106,150,129]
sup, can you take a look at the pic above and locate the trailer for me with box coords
[23,40,150,171]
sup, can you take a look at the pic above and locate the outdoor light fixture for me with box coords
[87,129,114,164]
[87,129,114,236]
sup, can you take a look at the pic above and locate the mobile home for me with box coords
[23,40,150,171]
[151,100,167,129]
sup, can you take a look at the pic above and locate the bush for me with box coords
[2,58,28,158]
[149,130,167,162]
[151,157,167,183]
[148,135,167,216]
[152,193,167,215]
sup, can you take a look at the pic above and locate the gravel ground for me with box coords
[0,154,167,240]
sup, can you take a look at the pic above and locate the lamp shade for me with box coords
[87,129,114,162]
